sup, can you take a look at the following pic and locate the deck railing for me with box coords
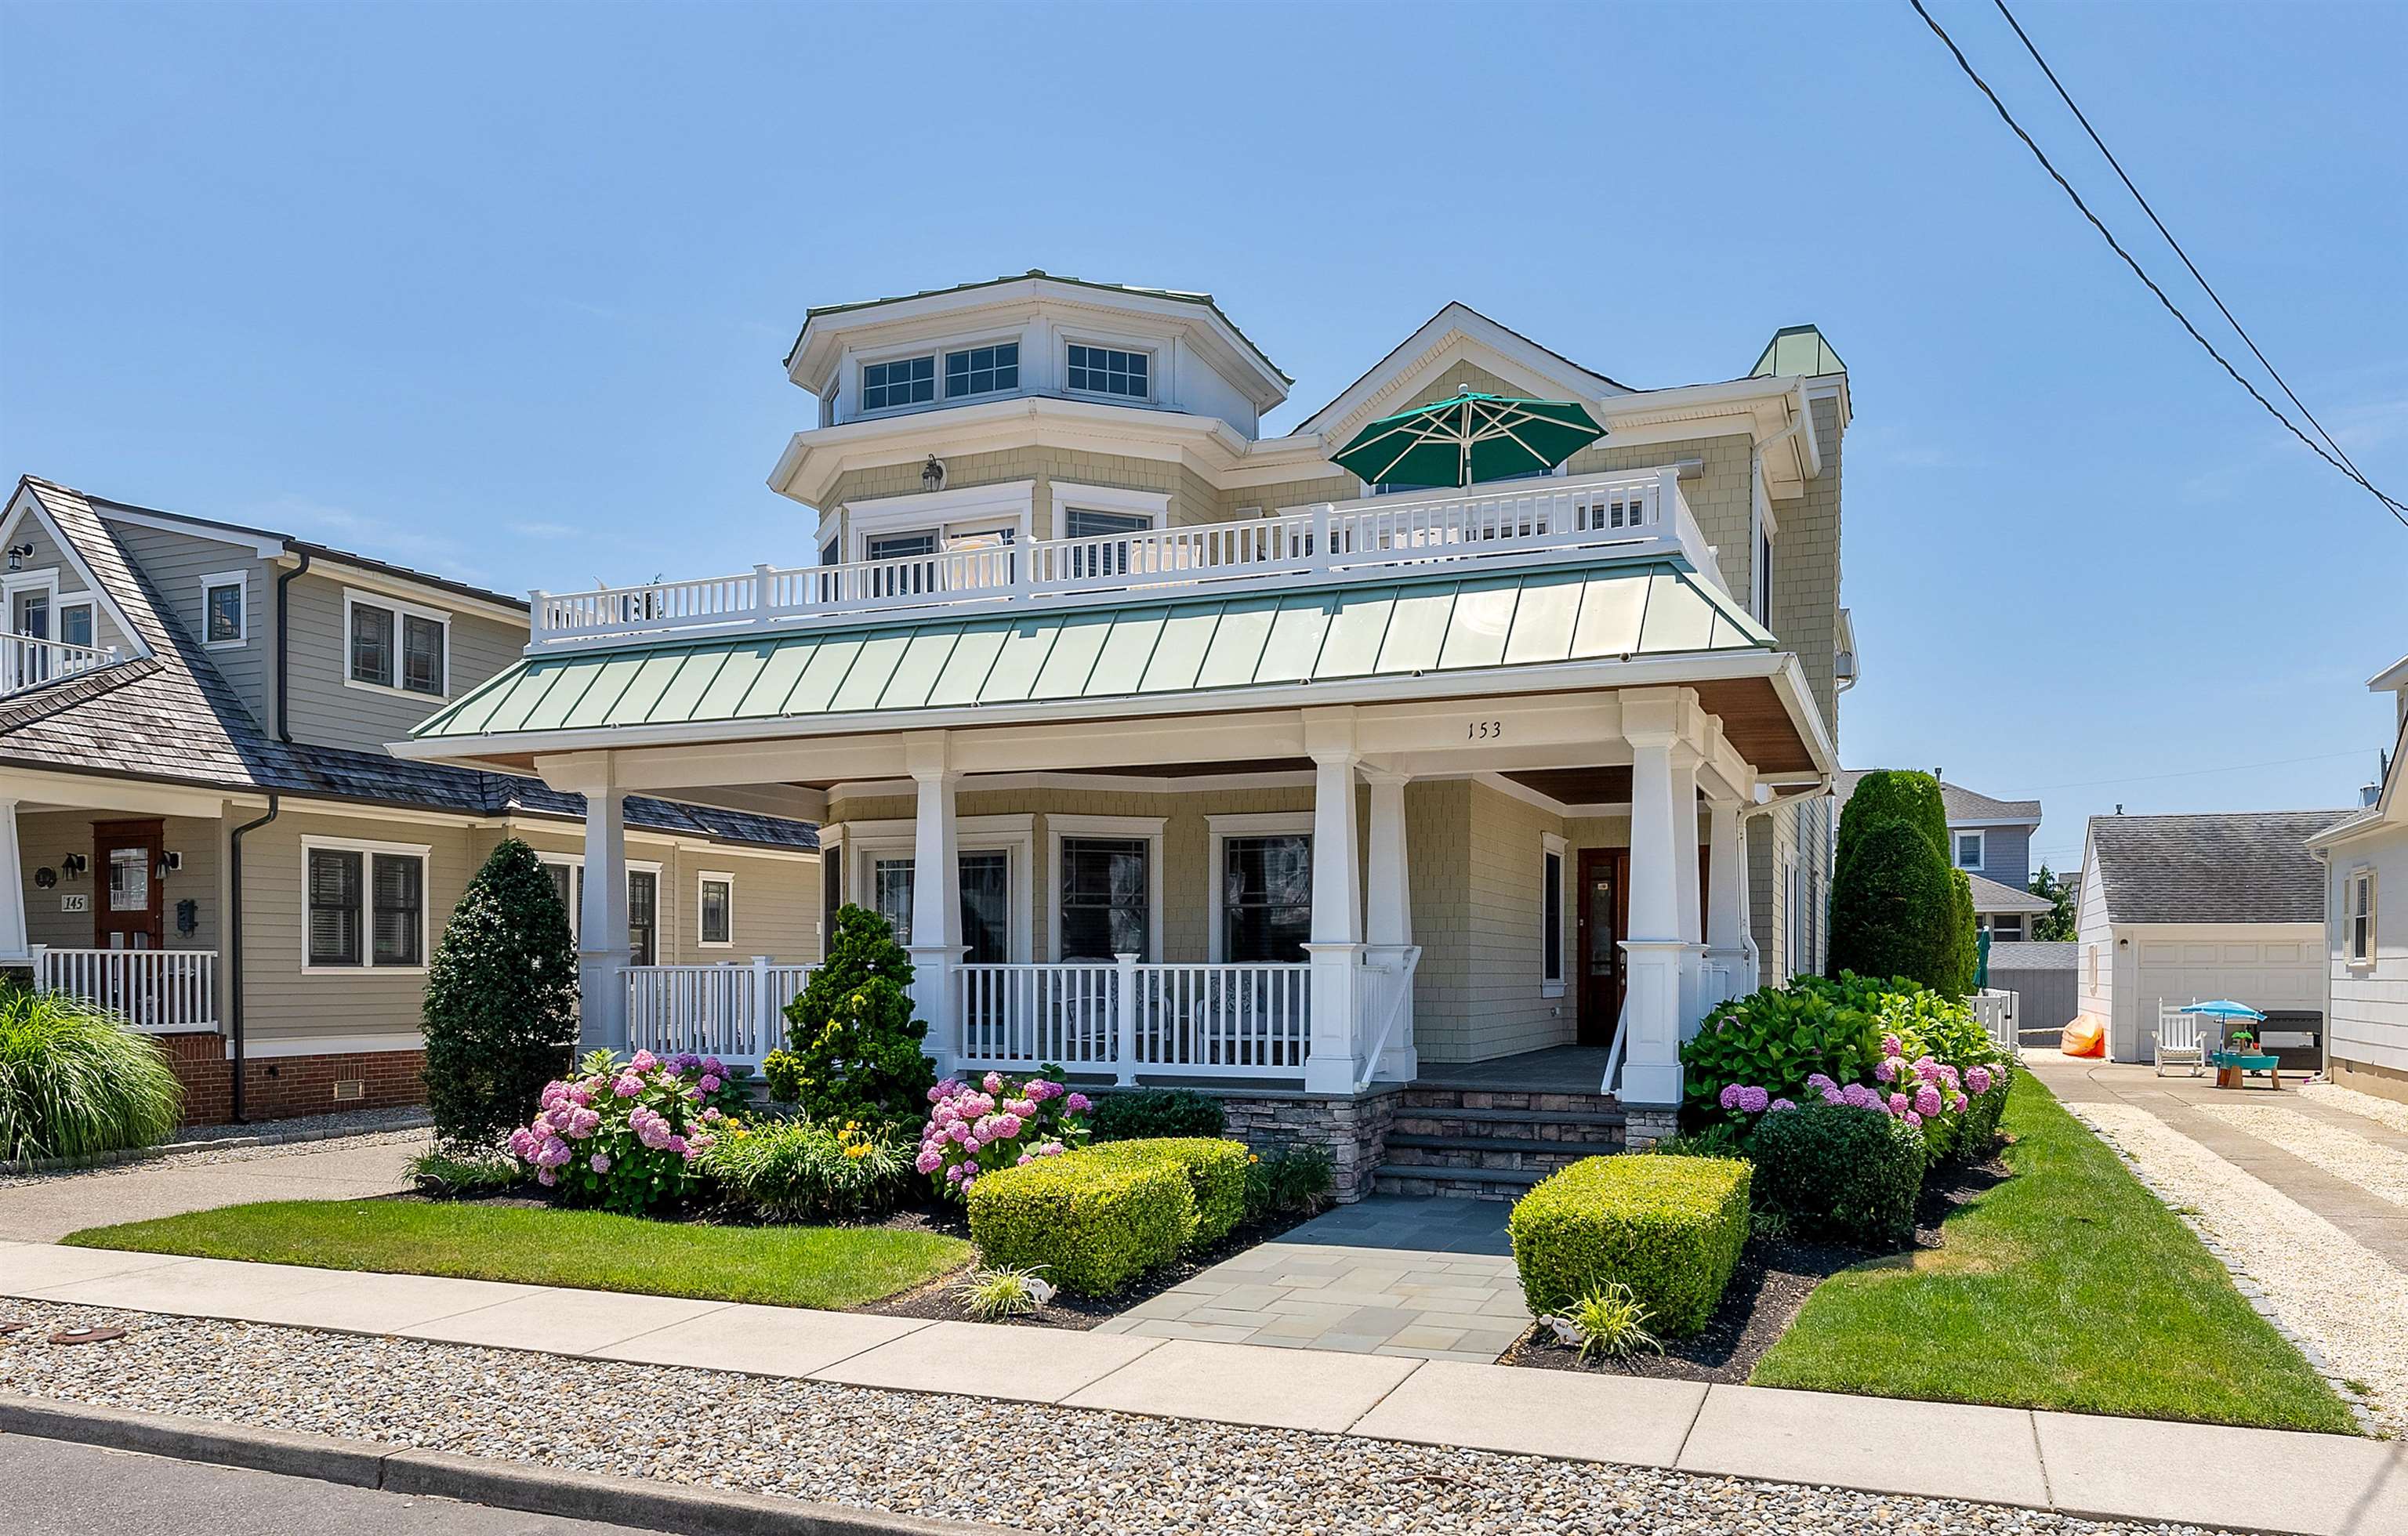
[530,466,1717,648]
[34,947,217,1033]
[954,957,1315,1083]
[623,958,815,1065]
[0,633,118,697]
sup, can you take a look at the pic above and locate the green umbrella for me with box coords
[1331,390,1605,489]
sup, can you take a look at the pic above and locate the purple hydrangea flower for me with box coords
[588,1153,611,1174]
[1888,1092,1909,1117]
[1768,1098,1797,1112]
[1913,1085,1943,1118]
[1735,1085,1770,1114]
[1064,1092,1092,1114]
[1967,1066,1993,1096]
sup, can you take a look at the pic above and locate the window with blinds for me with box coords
[306,850,363,968]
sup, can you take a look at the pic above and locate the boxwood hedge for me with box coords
[965,1149,1195,1295]
[1507,1154,1751,1335]
[1083,1137,1250,1246]
[1750,1102,1924,1246]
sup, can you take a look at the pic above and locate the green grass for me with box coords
[64,1201,972,1311]
[1750,1070,2358,1433]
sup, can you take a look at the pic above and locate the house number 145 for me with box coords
[1466,720,1503,740]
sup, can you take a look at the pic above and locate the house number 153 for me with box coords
[1466,720,1503,740]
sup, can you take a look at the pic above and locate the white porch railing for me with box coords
[1354,947,1422,1092]
[954,957,1315,1083]
[0,633,118,697]
[34,947,216,1033]
[1970,988,2020,1057]
[530,465,1717,647]
[623,958,815,1066]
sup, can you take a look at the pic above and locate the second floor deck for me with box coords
[531,465,1723,650]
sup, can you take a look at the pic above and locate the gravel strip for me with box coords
[2195,1103,2408,1208]
[2069,1102,2408,1436]
[2300,1081,2408,1138]
[0,1299,2221,1536]
[0,1122,432,1189]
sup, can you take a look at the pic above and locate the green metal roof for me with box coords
[1750,324,1847,379]
[412,559,1769,743]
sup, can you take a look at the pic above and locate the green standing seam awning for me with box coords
[412,557,1772,742]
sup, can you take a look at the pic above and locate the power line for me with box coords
[2032,746,2373,792]
[1986,0,2384,498]
[1906,0,2408,529]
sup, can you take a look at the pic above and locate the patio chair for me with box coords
[2155,1002,2206,1077]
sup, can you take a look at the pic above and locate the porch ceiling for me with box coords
[412,556,1773,747]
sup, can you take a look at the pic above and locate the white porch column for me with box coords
[905,733,963,1076]
[1302,712,1365,1095]
[1668,744,1705,1037]
[578,771,630,1053]
[1619,691,1698,1107]
[1706,799,1750,1008]
[1362,766,1416,1083]
[0,799,27,965]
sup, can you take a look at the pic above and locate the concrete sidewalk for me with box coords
[3,1239,2402,1534]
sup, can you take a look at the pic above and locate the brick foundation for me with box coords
[154,1033,428,1127]
[1214,1087,1402,1204]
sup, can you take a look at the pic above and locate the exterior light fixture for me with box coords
[4,544,30,572]
[921,456,946,493]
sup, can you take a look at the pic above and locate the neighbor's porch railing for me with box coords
[34,946,217,1032]
[0,633,118,698]
[623,958,816,1066]
[531,465,1716,647]
[954,957,1314,1084]
[1970,988,2020,1057]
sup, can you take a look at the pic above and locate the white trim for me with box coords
[0,487,153,660]
[1541,831,1568,997]
[1059,334,1159,406]
[2345,864,2377,970]
[54,595,96,650]
[1206,810,1315,964]
[533,852,665,947]
[342,588,452,701]
[1046,813,1166,962]
[88,501,286,559]
[228,1032,426,1060]
[829,770,1312,801]
[696,869,735,948]
[840,480,1037,562]
[1049,480,1170,537]
[854,343,941,419]
[299,835,432,974]
[1953,828,1987,872]
[199,570,248,648]
[841,816,1033,964]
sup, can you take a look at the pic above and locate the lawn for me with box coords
[64,1201,972,1311]
[1750,1069,2358,1433]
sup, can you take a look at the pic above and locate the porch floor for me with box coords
[1411,1046,1614,1097]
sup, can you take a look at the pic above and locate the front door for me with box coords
[1576,849,1626,1045]
[94,819,165,950]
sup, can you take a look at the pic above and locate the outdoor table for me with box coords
[2208,1050,2282,1090]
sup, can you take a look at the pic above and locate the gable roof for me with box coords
[0,481,813,852]
[1966,871,2051,915]
[1836,769,2041,824]
[1294,302,1634,441]
[2084,810,2341,926]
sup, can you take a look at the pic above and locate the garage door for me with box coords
[2133,930,2323,1058]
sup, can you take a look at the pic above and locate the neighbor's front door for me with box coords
[94,818,165,949]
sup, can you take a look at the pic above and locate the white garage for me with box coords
[2076,811,2340,1063]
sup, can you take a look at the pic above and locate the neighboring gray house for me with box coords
[1837,770,2054,940]
[0,476,822,1125]
[1986,938,2077,1038]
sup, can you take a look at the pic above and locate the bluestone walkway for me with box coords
[1094,1195,1529,1361]
[3,1237,2402,1534]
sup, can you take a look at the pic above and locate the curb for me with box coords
[0,1393,1024,1536]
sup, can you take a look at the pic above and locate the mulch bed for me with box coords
[853,1204,1324,1331]
[1501,1140,2015,1383]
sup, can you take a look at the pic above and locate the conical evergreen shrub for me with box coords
[765,904,935,1134]
[422,838,578,1145]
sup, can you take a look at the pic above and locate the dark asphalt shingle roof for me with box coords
[1987,940,2076,971]
[1837,769,2041,824]
[2086,811,2341,926]
[2,480,815,853]
[1966,871,2051,915]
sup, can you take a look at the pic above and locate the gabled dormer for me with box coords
[782,272,1290,437]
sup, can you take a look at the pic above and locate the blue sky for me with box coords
[3,0,2402,873]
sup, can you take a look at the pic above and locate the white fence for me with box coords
[954,958,1315,1083]
[623,958,815,1065]
[0,633,118,697]
[531,466,1714,647]
[34,947,217,1032]
[1969,988,2020,1057]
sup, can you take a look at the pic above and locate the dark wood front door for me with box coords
[93,819,165,949]
[1576,849,1626,1045]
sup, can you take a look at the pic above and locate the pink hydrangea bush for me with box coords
[917,1070,1093,1201]
[509,1049,749,1214]
[1717,1033,2004,1161]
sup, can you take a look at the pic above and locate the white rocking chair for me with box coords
[2155,1002,2206,1077]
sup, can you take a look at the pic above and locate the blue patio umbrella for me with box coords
[2176,1000,2266,1020]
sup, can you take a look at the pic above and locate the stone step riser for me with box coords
[1399,1089,1621,1115]
[1383,1146,1593,1172]
[1389,1116,1623,1144]
[1372,1170,1535,1201]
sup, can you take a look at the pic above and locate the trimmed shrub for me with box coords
[422,838,578,1146]
[1946,868,1980,998]
[1835,769,1949,868]
[767,905,935,1136]
[966,1147,1195,1295]
[1507,1154,1751,1336]
[1748,1102,1924,1247]
[1830,819,1961,994]
[1087,1088,1227,1143]
[1243,1143,1335,1223]
[1681,974,1889,1128]
[1085,1138,1250,1246]
[705,1116,911,1223]
[0,987,181,1161]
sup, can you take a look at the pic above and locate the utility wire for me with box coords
[1906,0,2408,528]
[2031,746,2372,792]
[1987,0,2386,499]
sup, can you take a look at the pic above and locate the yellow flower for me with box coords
[1249,1154,1260,1164]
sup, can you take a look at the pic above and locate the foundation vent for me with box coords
[332,1079,366,1103]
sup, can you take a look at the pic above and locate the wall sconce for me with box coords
[921,455,947,493]
[5,544,31,573]
[155,851,182,882]
[58,852,87,881]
